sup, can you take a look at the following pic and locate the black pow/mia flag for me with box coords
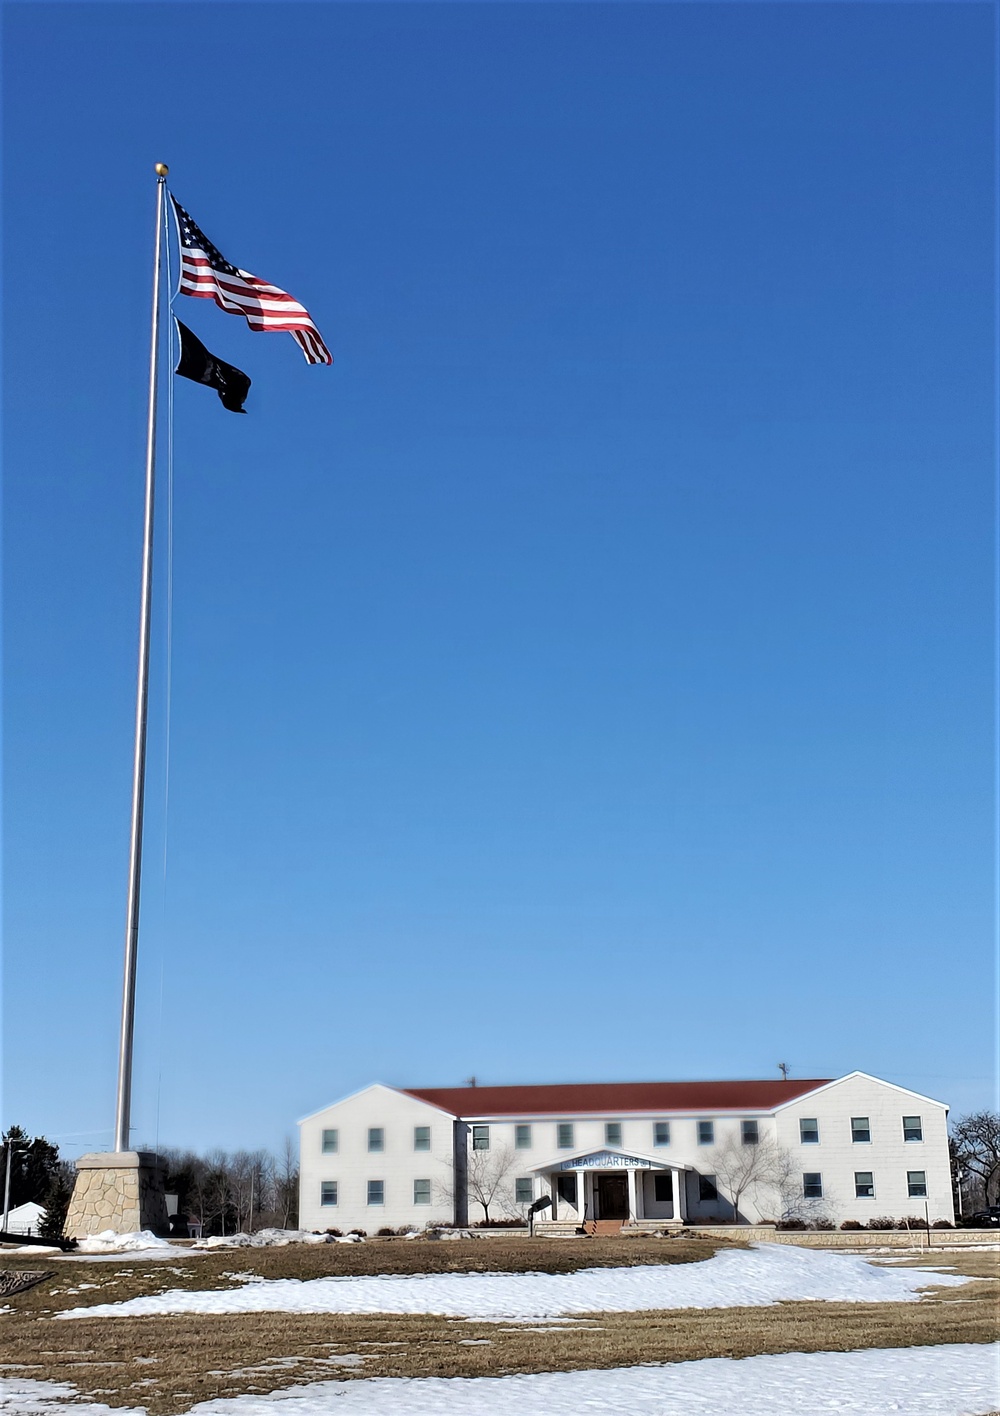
[174,319,251,413]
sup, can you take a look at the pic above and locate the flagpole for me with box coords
[113,163,169,1154]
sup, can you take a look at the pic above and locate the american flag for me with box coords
[171,196,332,365]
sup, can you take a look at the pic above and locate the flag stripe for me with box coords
[181,260,309,305]
[178,281,316,319]
[171,195,333,365]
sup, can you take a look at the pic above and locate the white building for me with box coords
[3,1201,45,1236]
[298,1073,954,1234]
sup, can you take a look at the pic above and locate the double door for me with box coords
[595,1172,628,1220]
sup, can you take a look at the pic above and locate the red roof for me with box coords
[405,1079,830,1117]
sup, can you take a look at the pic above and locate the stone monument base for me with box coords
[65,1152,169,1238]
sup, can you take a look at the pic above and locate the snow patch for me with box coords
[75,1231,175,1255]
[0,1377,144,1414]
[56,1244,969,1322]
[201,1230,333,1250]
[1,1344,997,1414]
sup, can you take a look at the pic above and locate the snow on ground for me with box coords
[75,1232,175,1255]
[201,1230,335,1250]
[1,1344,997,1415]
[58,1244,970,1321]
[0,1379,144,1415]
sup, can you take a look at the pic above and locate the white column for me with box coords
[626,1168,637,1223]
[635,1170,645,1220]
[672,1168,684,1222]
[575,1168,585,1219]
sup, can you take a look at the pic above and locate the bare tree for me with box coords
[229,1151,253,1233]
[708,1134,798,1224]
[201,1150,235,1236]
[438,1144,519,1225]
[466,1144,519,1224]
[952,1112,1000,1209]
[275,1136,299,1230]
[138,1143,297,1236]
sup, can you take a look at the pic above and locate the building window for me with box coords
[851,1117,871,1144]
[802,1173,823,1200]
[653,1121,670,1147]
[413,1179,431,1204]
[557,1123,575,1149]
[368,1128,384,1153]
[321,1129,338,1154]
[653,1174,673,1203]
[472,1125,490,1151]
[515,1124,532,1149]
[414,1126,431,1151]
[907,1171,928,1198]
[699,1174,718,1202]
[854,1171,875,1199]
[320,1181,338,1206]
[367,1180,385,1205]
[741,1120,759,1146]
[515,1178,533,1204]
[697,1121,714,1146]
[605,1122,622,1147]
[799,1118,819,1144]
[556,1174,577,1205]
[903,1116,923,1143]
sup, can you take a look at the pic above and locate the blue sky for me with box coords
[2,2,995,1160]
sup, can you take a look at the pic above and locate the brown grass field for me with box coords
[0,1237,996,1413]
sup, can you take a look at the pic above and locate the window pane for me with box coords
[320,1181,338,1206]
[854,1171,874,1198]
[851,1117,871,1143]
[413,1179,431,1204]
[557,1123,574,1149]
[605,1123,622,1147]
[556,1174,576,1203]
[653,1122,670,1146]
[321,1129,338,1154]
[472,1125,490,1151]
[367,1180,384,1205]
[799,1118,819,1144]
[653,1174,673,1202]
[515,1178,533,1204]
[368,1128,384,1152]
[903,1116,923,1142]
[699,1174,718,1201]
[698,1121,714,1145]
[515,1124,532,1149]
[414,1126,431,1151]
[907,1171,927,1198]
[741,1120,759,1146]
[802,1173,823,1199]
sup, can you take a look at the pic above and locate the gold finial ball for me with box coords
[154,163,169,176]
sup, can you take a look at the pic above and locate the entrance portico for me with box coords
[530,1147,690,1226]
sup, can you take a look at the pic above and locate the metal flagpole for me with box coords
[113,163,169,1154]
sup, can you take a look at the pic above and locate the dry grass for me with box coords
[0,1239,995,1413]
[6,1233,724,1295]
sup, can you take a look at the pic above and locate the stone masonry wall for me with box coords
[65,1152,168,1238]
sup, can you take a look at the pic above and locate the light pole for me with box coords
[2,1140,26,1233]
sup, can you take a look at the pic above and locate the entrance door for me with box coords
[597,1173,628,1220]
